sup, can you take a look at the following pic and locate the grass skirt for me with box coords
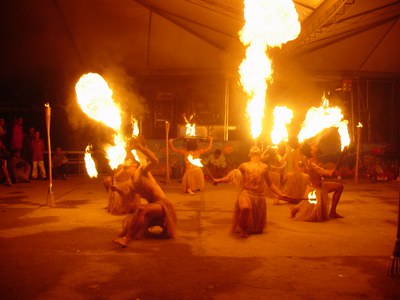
[108,180,138,215]
[291,184,330,222]
[232,190,267,234]
[284,171,310,200]
[182,166,205,192]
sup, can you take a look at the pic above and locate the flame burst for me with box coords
[298,96,350,151]
[238,0,300,139]
[76,73,131,171]
[271,106,293,145]
[84,145,98,178]
[187,154,203,167]
[308,190,317,204]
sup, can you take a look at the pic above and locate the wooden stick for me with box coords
[165,121,170,184]
[355,126,361,184]
[44,103,55,207]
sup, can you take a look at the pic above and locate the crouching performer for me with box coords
[229,146,292,238]
[113,136,177,247]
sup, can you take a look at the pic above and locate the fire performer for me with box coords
[112,136,177,247]
[102,154,142,215]
[216,146,292,238]
[290,142,344,221]
[169,136,213,195]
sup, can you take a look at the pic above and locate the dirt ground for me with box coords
[0,175,400,300]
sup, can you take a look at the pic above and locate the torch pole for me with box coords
[165,121,170,184]
[45,103,55,207]
[355,126,361,184]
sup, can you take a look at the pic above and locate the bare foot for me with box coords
[240,231,249,238]
[329,212,344,218]
[187,189,195,195]
[113,237,129,247]
[290,207,298,218]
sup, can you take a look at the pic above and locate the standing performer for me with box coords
[222,146,291,238]
[290,142,344,221]
[169,136,213,195]
[112,136,177,247]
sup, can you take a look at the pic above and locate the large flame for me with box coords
[75,73,121,131]
[84,145,98,178]
[298,97,350,151]
[271,106,293,145]
[187,154,203,167]
[76,73,127,170]
[239,0,300,139]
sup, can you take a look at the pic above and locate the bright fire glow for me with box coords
[185,123,196,137]
[76,73,128,170]
[298,97,350,151]
[187,154,203,167]
[132,118,139,138]
[84,145,98,178]
[75,73,121,131]
[357,122,363,128]
[271,106,293,145]
[238,0,300,139]
[308,190,317,204]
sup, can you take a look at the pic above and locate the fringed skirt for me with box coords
[108,180,138,215]
[182,167,205,192]
[232,190,267,234]
[284,171,310,201]
[291,184,330,222]
[265,171,281,203]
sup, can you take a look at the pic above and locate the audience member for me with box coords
[203,148,228,180]
[31,131,47,180]
[11,117,23,152]
[10,150,31,183]
[52,147,68,180]
[0,140,13,187]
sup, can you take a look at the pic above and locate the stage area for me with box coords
[0,176,399,299]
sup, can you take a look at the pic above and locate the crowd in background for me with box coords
[0,116,68,187]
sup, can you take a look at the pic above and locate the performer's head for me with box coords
[300,142,314,158]
[249,146,261,159]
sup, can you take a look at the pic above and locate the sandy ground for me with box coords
[0,175,400,300]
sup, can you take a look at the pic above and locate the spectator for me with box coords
[0,139,13,187]
[31,131,47,180]
[10,150,31,183]
[11,117,23,152]
[203,149,228,180]
[52,147,68,180]
[0,118,7,145]
[22,126,35,162]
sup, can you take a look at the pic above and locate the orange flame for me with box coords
[185,123,196,137]
[76,73,128,170]
[308,190,317,204]
[271,106,293,145]
[187,154,203,167]
[84,145,98,178]
[298,96,350,151]
[239,0,300,139]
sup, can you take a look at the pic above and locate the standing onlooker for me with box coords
[52,147,68,180]
[31,131,47,180]
[0,139,13,186]
[11,117,24,153]
[22,126,35,163]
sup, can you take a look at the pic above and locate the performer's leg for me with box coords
[38,161,47,179]
[238,192,250,238]
[113,203,164,247]
[325,182,344,218]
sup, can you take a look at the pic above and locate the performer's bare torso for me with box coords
[239,161,270,193]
